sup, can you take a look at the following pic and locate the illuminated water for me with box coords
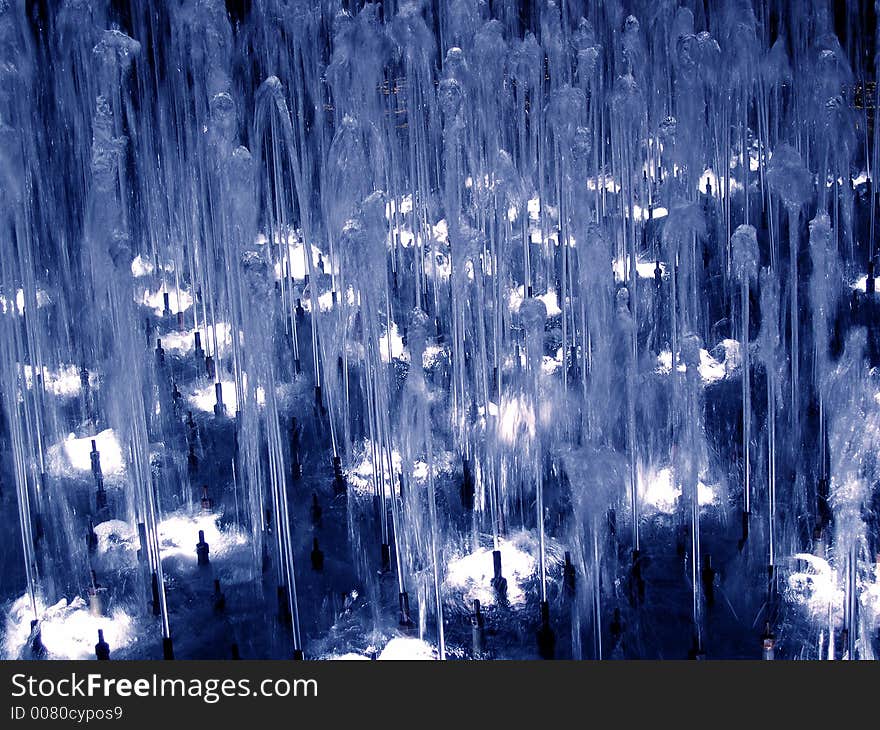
[1,0,879,660]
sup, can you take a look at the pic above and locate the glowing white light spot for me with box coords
[613,257,666,282]
[386,194,413,217]
[432,219,448,243]
[393,227,415,248]
[187,379,263,414]
[508,286,562,317]
[131,255,174,278]
[131,255,154,277]
[269,235,326,281]
[852,171,870,188]
[347,441,455,497]
[158,510,248,562]
[140,287,193,316]
[422,343,447,369]
[160,323,232,355]
[0,288,50,315]
[629,204,669,221]
[21,364,94,398]
[377,637,437,660]
[445,532,539,606]
[698,168,743,197]
[640,466,717,514]
[527,197,541,220]
[787,554,845,626]
[586,177,620,193]
[298,288,353,314]
[93,519,137,564]
[2,594,134,660]
[495,395,536,446]
[851,275,878,294]
[47,429,124,479]
[655,348,728,384]
[379,322,405,363]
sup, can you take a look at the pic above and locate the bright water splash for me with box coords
[0,0,879,660]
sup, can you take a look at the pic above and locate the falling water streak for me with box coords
[1,0,879,663]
